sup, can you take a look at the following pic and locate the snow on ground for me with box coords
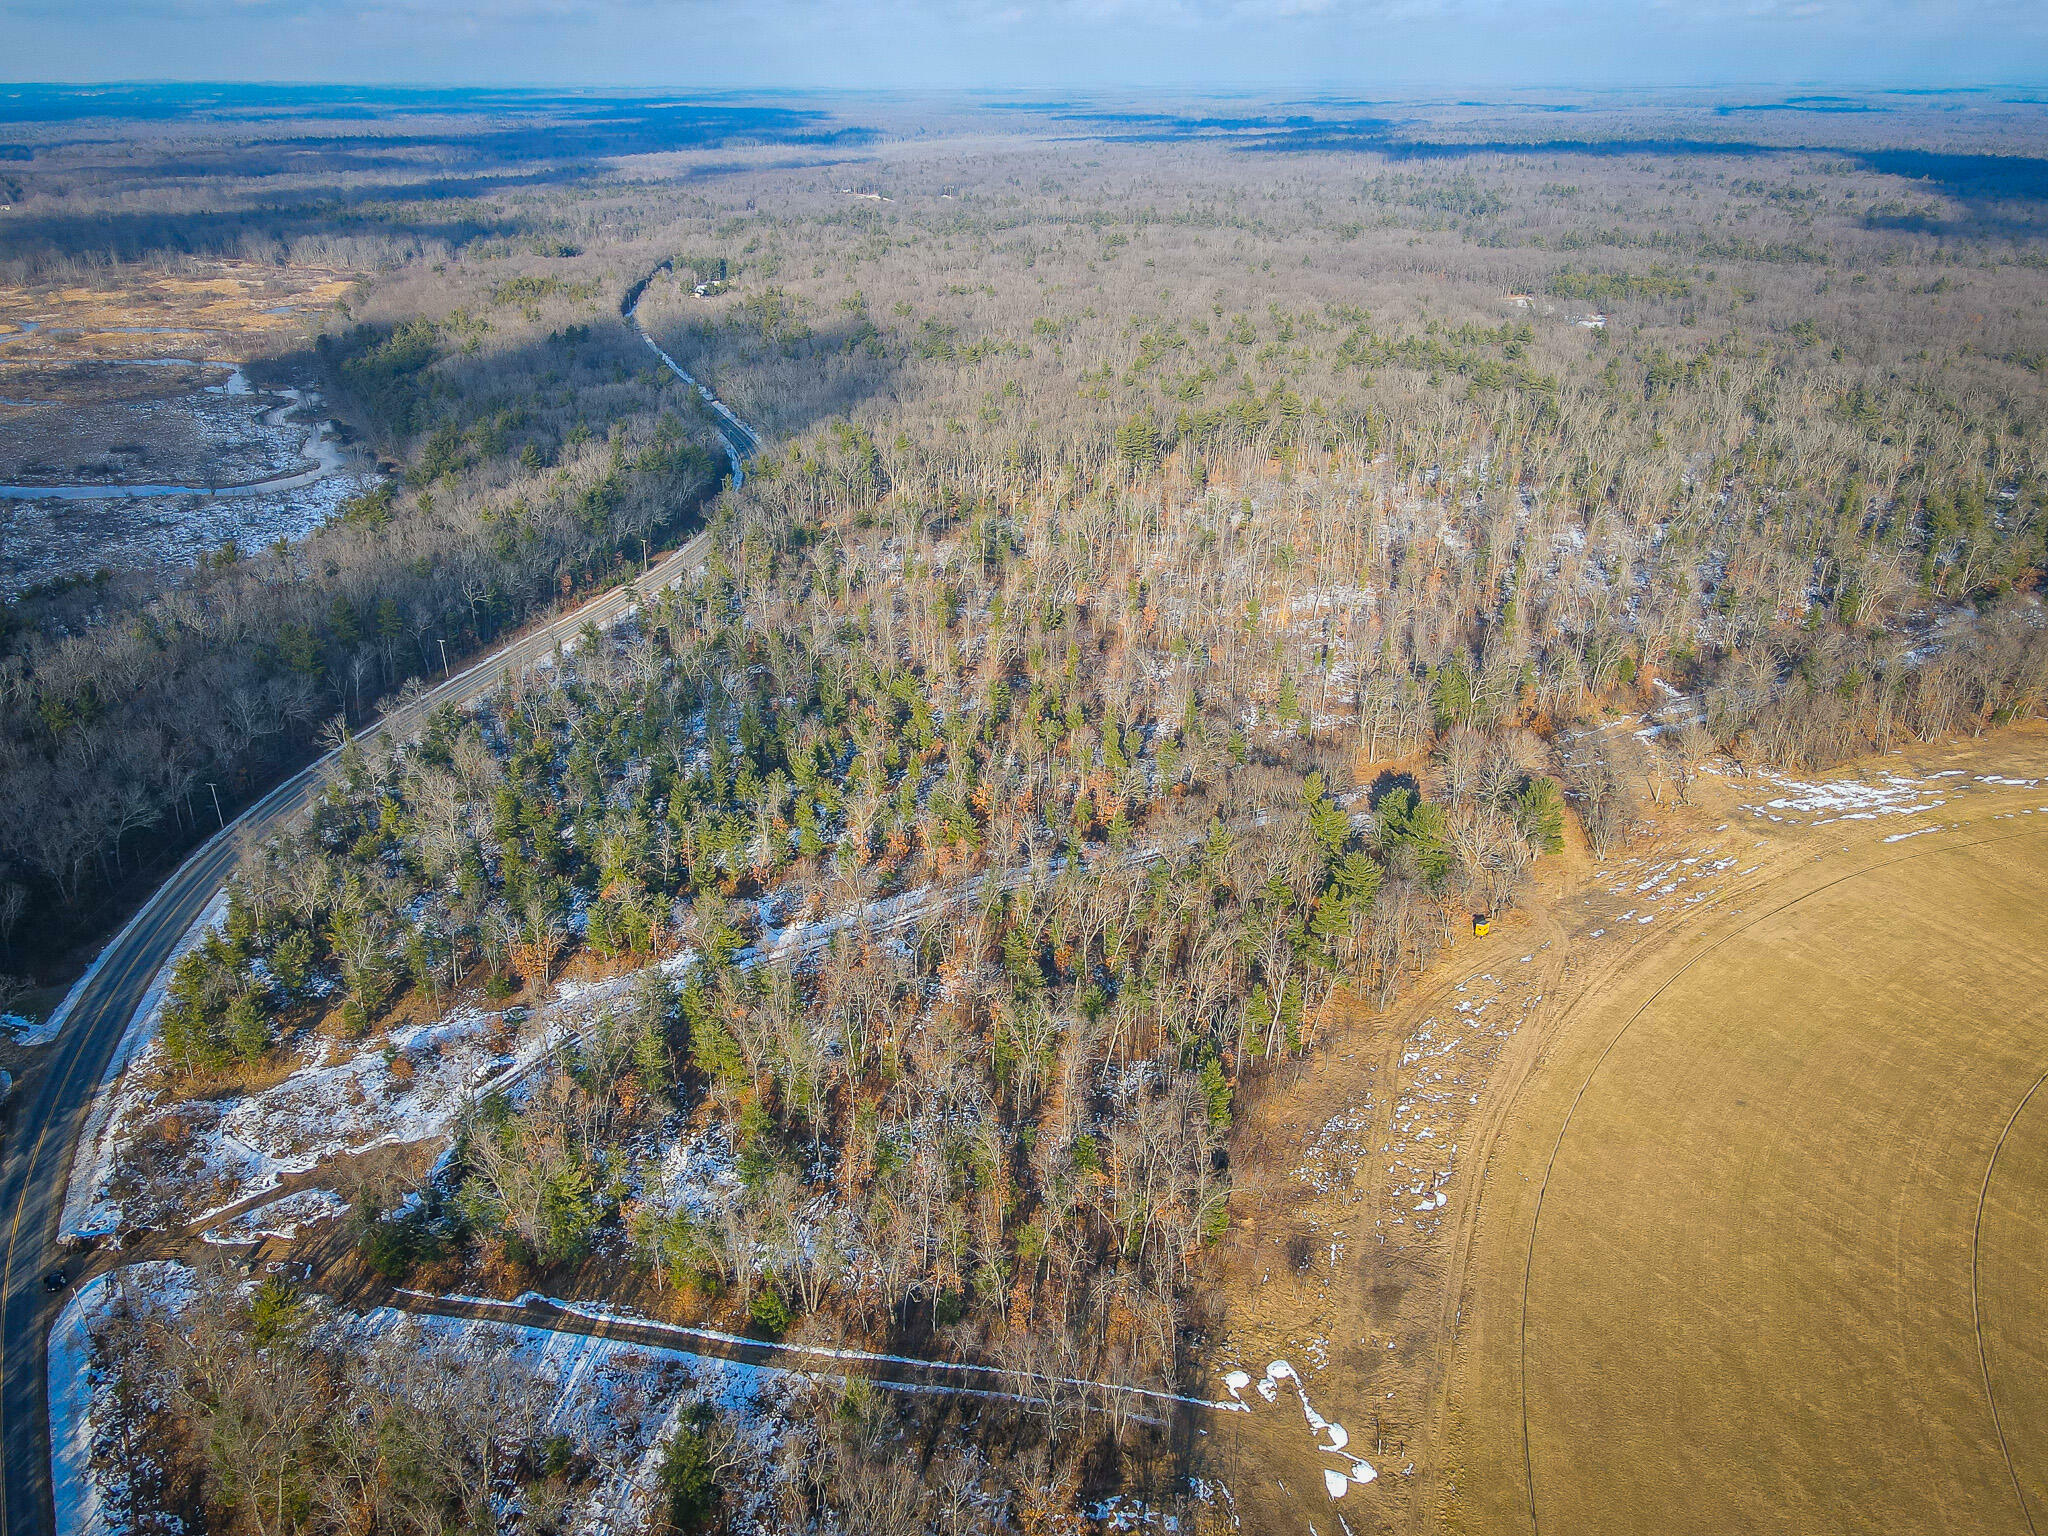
[59,1262,1223,1536]
[1574,840,1743,945]
[1,1011,56,1046]
[1292,1106,1373,1195]
[68,781,964,1244]
[1378,968,1538,1242]
[200,1186,349,1244]
[749,878,938,966]
[40,879,230,1053]
[0,380,378,596]
[350,1308,796,1536]
[1087,1484,1235,1533]
[60,888,230,1237]
[1729,764,2048,840]
[69,1002,517,1235]
[1882,824,1948,844]
[409,1288,1239,1418]
[648,1118,743,1217]
[1085,1495,1182,1532]
[50,1258,797,1536]
[69,943,662,1238]
[1595,851,1738,917]
[50,1261,196,1536]
[1740,768,1964,825]
[1220,1361,1377,1500]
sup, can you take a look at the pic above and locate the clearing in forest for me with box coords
[1202,728,2048,1536]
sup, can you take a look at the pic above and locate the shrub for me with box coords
[1515,776,1567,855]
[748,1287,792,1337]
[655,1410,721,1533]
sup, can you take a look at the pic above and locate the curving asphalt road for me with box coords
[0,284,753,1536]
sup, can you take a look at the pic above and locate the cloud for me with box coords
[2,0,2043,87]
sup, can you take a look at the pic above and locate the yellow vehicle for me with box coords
[1473,914,1491,937]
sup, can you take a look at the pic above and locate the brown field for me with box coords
[0,259,353,473]
[0,259,368,590]
[1200,726,2048,1536]
[0,262,352,365]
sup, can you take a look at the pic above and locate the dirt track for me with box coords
[1201,725,2048,1535]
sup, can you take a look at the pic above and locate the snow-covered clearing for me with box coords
[200,1186,349,1244]
[67,936,660,1238]
[69,1000,525,1235]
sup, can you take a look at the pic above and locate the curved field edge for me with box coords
[1439,769,2048,1535]
[1978,1067,2048,1534]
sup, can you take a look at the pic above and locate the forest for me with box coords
[4,87,2047,1534]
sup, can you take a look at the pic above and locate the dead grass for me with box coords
[0,258,354,475]
[0,260,352,368]
[1201,726,2048,1534]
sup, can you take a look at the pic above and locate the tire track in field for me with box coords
[1516,817,2048,1536]
[1411,817,1798,1535]
[1402,900,1570,1536]
[1972,1064,2048,1536]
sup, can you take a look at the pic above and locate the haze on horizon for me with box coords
[1,0,2045,94]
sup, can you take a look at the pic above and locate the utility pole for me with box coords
[206,782,225,830]
[437,638,450,677]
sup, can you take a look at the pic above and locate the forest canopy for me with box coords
[4,86,2048,1535]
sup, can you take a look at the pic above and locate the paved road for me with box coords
[0,286,752,1536]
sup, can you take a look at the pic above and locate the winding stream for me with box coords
[3,274,747,503]
[0,368,351,502]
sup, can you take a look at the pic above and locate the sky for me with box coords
[1,0,2044,92]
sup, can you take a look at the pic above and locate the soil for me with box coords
[1193,724,2048,1535]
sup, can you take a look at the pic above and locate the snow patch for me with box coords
[50,1261,197,1536]
[201,1186,349,1244]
